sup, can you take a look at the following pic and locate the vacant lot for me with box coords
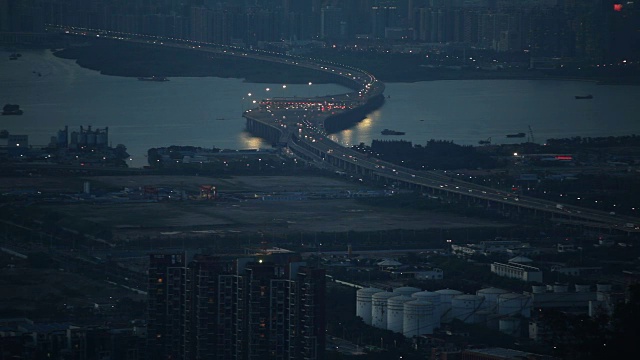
[3,175,508,241]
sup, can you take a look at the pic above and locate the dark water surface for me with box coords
[2,50,639,167]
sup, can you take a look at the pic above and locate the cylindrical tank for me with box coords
[476,287,509,310]
[553,284,568,293]
[97,132,108,146]
[70,131,78,145]
[435,289,463,323]
[86,132,96,146]
[484,312,501,330]
[498,293,531,318]
[597,284,612,292]
[498,317,521,336]
[356,288,382,325]
[387,295,413,333]
[451,294,485,323]
[403,299,434,337]
[393,286,421,297]
[412,291,441,328]
[474,309,492,326]
[531,285,546,294]
[575,284,591,293]
[371,291,396,329]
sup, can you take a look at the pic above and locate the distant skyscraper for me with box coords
[147,253,325,360]
[321,6,345,39]
[147,253,186,360]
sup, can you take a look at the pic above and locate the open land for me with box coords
[1,175,508,242]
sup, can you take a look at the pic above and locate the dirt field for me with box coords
[4,175,509,241]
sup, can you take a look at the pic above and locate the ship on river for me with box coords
[381,129,405,135]
[2,104,23,115]
[575,94,593,100]
[506,132,526,138]
[138,76,169,82]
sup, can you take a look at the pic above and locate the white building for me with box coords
[490,262,543,283]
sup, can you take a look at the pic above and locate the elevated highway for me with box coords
[54,25,639,233]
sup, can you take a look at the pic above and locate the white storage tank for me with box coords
[403,299,434,337]
[435,289,463,323]
[387,295,413,333]
[371,291,396,329]
[553,284,568,293]
[531,285,547,293]
[86,132,96,146]
[499,317,521,336]
[96,132,108,146]
[411,291,441,328]
[575,284,591,293]
[498,293,531,318]
[356,288,382,325]
[393,286,421,297]
[476,287,509,310]
[451,294,485,324]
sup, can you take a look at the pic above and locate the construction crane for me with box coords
[528,125,535,143]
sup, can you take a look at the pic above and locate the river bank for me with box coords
[53,39,333,84]
[53,38,639,85]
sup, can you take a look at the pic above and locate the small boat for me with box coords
[381,129,405,135]
[478,137,491,145]
[2,104,23,115]
[575,94,593,99]
[506,132,526,138]
[138,76,169,81]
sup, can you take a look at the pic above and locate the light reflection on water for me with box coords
[3,50,640,167]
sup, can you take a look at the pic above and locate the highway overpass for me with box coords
[54,25,640,233]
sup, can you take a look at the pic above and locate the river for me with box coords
[2,49,640,168]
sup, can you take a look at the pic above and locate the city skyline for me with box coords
[1,0,638,62]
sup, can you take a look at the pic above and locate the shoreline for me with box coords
[51,39,639,86]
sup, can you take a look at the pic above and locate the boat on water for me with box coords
[381,129,405,135]
[575,94,593,99]
[506,132,526,138]
[2,104,23,115]
[138,76,169,82]
[478,137,492,145]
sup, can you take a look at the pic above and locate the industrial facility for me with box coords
[52,125,109,149]
[355,282,617,339]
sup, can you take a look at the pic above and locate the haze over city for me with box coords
[1,1,640,359]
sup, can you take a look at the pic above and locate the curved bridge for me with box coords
[55,25,639,233]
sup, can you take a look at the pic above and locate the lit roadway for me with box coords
[54,25,639,233]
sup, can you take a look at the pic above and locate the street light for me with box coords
[308,82,312,97]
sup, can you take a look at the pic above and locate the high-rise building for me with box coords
[147,253,187,360]
[321,6,345,39]
[147,253,325,360]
